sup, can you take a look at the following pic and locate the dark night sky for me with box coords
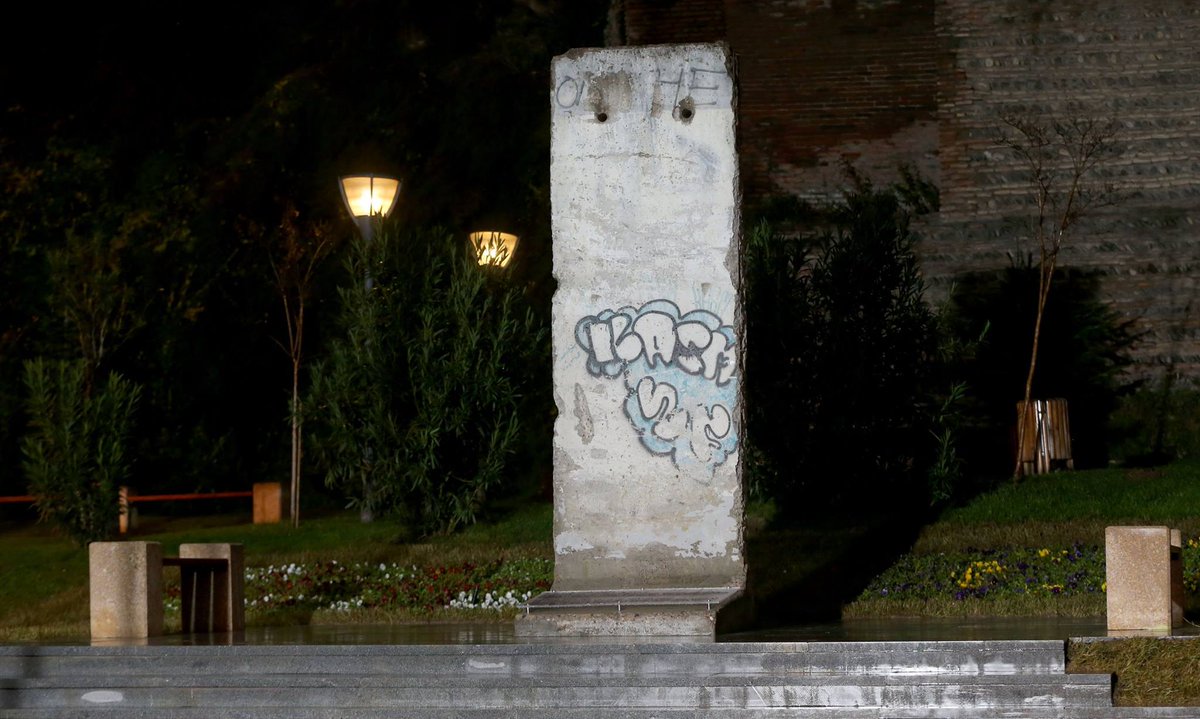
[4,3,312,139]
[2,2,610,228]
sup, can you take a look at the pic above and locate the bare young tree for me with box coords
[269,205,335,526]
[1001,114,1119,478]
[49,230,139,396]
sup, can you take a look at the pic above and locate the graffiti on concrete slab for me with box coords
[554,63,732,115]
[575,300,738,476]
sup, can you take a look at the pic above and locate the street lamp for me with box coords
[334,172,400,525]
[469,230,519,268]
[338,173,401,242]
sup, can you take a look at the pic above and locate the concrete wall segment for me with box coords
[550,43,745,591]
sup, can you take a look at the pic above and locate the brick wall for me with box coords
[623,0,1200,379]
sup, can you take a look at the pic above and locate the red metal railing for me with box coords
[0,492,252,504]
[124,492,252,503]
[1,489,263,534]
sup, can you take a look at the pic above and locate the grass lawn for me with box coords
[1070,637,1200,707]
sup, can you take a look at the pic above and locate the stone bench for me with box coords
[1105,526,1183,635]
[89,541,245,640]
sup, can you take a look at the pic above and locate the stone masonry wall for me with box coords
[624,0,1200,379]
[926,0,1200,378]
[626,0,939,205]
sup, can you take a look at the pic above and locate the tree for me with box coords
[266,204,336,527]
[0,157,46,488]
[1000,115,1119,478]
[945,265,1135,476]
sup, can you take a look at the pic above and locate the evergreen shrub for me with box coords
[306,225,545,535]
[21,359,141,545]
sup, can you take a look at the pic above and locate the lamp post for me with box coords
[469,230,519,268]
[336,172,399,524]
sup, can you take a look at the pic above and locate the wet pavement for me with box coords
[67,616,1200,647]
[724,616,1192,642]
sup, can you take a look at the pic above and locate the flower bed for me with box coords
[164,558,553,619]
[860,545,1106,603]
[855,538,1200,609]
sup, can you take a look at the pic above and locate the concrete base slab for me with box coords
[515,608,718,638]
[515,587,748,639]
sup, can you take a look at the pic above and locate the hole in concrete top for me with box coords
[677,97,695,123]
[595,111,608,123]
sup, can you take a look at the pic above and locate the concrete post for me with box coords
[117,486,138,534]
[1105,526,1183,635]
[89,541,163,640]
[252,482,283,524]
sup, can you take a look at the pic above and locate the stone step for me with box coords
[0,640,1068,679]
[3,707,1199,719]
[0,640,1110,718]
[0,674,1112,710]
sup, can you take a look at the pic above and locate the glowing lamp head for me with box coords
[338,174,400,219]
[469,231,519,268]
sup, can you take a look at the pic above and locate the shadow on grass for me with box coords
[745,509,927,627]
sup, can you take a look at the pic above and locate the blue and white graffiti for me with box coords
[575,299,738,476]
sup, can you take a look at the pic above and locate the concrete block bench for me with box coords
[89,541,244,640]
[1105,526,1183,635]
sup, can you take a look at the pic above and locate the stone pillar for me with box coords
[1105,526,1183,635]
[118,486,138,534]
[253,482,283,524]
[520,44,744,638]
[89,541,163,640]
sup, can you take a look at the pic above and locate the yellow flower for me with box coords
[1038,548,1050,558]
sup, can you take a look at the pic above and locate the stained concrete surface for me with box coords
[26,616,1199,648]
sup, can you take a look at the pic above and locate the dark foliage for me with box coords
[0,3,605,508]
[744,184,940,514]
[22,360,141,545]
[1109,376,1200,466]
[306,224,547,535]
